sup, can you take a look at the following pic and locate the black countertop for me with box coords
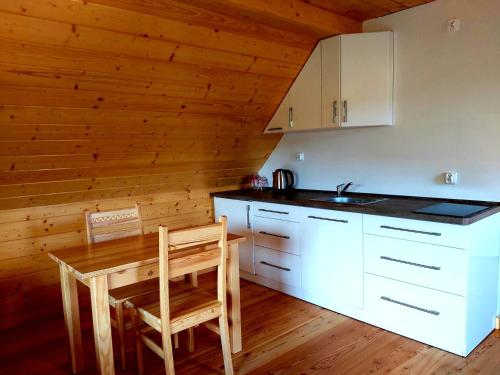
[212,188,500,225]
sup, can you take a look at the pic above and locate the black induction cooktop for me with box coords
[413,203,490,218]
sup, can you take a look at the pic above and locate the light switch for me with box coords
[444,171,458,185]
[296,152,305,161]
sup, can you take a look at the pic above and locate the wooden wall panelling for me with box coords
[0,187,221,329]
[0,0,360,330]
[0,0,433,333]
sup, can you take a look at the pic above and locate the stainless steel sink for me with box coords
[311,196,388,205]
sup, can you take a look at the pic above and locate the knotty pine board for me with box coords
[0,0,360,330]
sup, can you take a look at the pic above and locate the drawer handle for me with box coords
[380,296,440,316]
[380,256,441,271]
[267,127,283,131]
[246,204,251,229]
[260,261,291,272]
[308,215,348,223]
[380,225,442,237]
[258,208,289,215]
[259,231,290,239]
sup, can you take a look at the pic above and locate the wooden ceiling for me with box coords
[305,0,435,22]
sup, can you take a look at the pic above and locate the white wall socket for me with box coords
[444,171,458,185]
[296,152,305,161]
[447,18,460,32]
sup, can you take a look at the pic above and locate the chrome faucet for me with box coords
[336,182,353,197]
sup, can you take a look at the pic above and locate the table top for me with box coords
[49,232,245,279]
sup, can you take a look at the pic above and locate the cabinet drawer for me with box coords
[253,202,299,222]
[363,214,469,249]
[364,235,467,295]
[254,246,301,288]
[254,216,300,255]
[365,273,466,355]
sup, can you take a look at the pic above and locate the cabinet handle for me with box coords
[288,107,294,128]
[308,215,348,223]
[246,204,251,229]
[380,225,442,237]
[332,100,337,123]
[260,261,291,272]
[380,296,440,316]
[342,100,347,123]
[258,231,290,239]
[258,208,289,215]
[267,127,282,131]
[380,256,441,271]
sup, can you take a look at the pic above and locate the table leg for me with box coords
[89,275,115,375]
[227,242,242,353]
[59,264,84,374]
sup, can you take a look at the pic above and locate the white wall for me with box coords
[260,0,500,201]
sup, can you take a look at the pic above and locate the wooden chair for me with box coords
[126,216,233,375]
[85,206,159,369]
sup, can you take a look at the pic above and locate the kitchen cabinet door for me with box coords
[214,198,255,274]
[340,31,393,127]
[321,37,341,128]
[287,44,322,132]
[263,94,289,134]
[301,208,363,309]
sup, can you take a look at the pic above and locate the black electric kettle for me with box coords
[272,169,294,190]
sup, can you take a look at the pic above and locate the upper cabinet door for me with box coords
[340,31,393,127]
[321,37,341,128]
[263,94,289,134]
[286,44,322,132]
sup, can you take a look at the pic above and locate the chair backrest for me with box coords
[84,205,143,244]
[158,216,228,326]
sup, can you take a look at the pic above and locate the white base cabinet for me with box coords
[301,208,363,312]
[214,197,500,356]
[364,273,466,355]
[213,197,254,274]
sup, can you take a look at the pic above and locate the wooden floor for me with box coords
[1,274,499,375]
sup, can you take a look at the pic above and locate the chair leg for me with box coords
[131,309,144,375]
[173,333,179,349]
[185,272,198,287]
[162,333,175,375]
[218,315,234,375]
[115,302,127,370]
[187,327,195,352]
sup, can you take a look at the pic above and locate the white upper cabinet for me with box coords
[321,36,341,128]
[339,31,393,127]
[263,44,322,133]
[265,31,393,133]
[287,44,322,132]
[264,93,289,134]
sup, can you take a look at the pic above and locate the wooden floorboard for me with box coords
[1,275,499,374]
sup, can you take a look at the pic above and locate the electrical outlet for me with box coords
[296,152,305,161]
[447,18,460,32]
[444,171,458,185]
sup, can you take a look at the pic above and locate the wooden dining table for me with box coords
[48,231,245,375]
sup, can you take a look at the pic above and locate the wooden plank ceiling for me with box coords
[0,0,432,329]
[305,0,435,21]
